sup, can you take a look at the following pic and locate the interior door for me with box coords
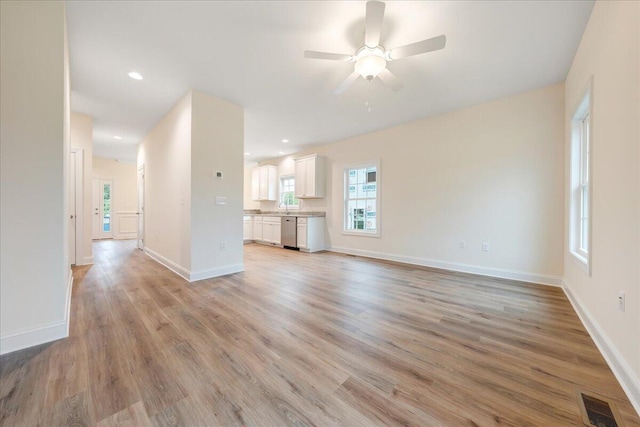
[92,178,113,239]
[92,178,100,239]
[137,165,144,249]
[68,151,76,264]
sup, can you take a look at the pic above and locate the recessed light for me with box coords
[244,152,251,156]
[282,139,289,143]
[113,135,122,140]
[128,71,143,80]
[278,151,285,155]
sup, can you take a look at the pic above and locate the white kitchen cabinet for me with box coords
[294,154,324,199]
[252,165,277,201]
[253,216,263,241]
[262,216,281,245]
[243,216,253,241]
[297,217,325,252]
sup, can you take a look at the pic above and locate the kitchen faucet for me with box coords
[279,201,289,214]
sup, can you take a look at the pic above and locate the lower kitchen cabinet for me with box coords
[243,216,253,241]
[253,216,263,241]
[262,216,281,245]
[297,217,324,252]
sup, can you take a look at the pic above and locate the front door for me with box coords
[92,178,113,240]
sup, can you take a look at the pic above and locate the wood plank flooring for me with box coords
[1,240,639,426]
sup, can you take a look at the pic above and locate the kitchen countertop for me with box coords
[243,210,325,218]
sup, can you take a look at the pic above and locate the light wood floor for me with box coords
[1,240,639,426]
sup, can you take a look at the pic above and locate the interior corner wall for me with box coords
[190,91,244,278]
[137,91,193,278]
[563,0,640,412]
[71,113,94,264]
[0,1,70,354]
[261,83,565,285]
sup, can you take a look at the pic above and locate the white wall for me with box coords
[93,156,138,240]
[137,91,192,273]
[138,90,244,281]
[71,113,93,263]
[190,91,244,277]
[0,1,71,354]
[259,83,565,284]
[563,0,640,412]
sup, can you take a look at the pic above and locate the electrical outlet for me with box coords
[482,241,490,252]
[618,291,625,312]
[220,241,227,250]
[459,240,466,249]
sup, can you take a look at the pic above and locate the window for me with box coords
[570,80,592,272]
[279,175,299,209]
[344,163,379,236]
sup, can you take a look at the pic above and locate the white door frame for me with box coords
[137,165,145,250]
[69,148,84,265]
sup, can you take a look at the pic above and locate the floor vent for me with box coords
[578,391,624,427]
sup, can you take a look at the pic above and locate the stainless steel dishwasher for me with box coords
[281,216,297,248]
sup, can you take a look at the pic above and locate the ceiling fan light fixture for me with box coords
[354,51,387,80]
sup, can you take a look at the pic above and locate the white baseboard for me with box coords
[0,272,73,355]
[144,247,191,281]
[81,256,94,265]
[190,264,244,282]
[65,269,73,337]
[327,246,562,287]
[144,248,243,283]
[562,282,640,416]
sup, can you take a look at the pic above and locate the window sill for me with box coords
[342,230,380,238]
[570,250,591,275]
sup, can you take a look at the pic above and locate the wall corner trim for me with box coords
[190,264,244,282]
[0,272,73,356]
[144,248,244,283]
[327,246,562,287]
[562,281,640,416]
[144,247,191,281]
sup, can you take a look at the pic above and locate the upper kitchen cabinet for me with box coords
[294,154,325,199]
[251,165,277,201]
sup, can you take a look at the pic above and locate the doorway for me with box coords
[92,178,113,240]
[69,149,84,265]
[137,165,145,249]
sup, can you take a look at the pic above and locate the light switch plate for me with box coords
[215,197,227,205]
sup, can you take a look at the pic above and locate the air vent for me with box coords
[578,391,624,427]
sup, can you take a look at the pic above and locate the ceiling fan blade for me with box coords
[388,35,446,60]
[304,51,353,61]
[377,68,402,91]
[334,72,360,95]
[365,1,385,48]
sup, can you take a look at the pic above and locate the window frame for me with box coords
[279,174,300,210]
[569,77,593,274]
[343,160,380,237]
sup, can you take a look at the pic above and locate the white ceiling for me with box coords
[66,0,594,163]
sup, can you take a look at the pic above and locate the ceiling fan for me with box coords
[304,0,446,95]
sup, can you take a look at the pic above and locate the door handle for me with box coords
[70,215,74,219]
